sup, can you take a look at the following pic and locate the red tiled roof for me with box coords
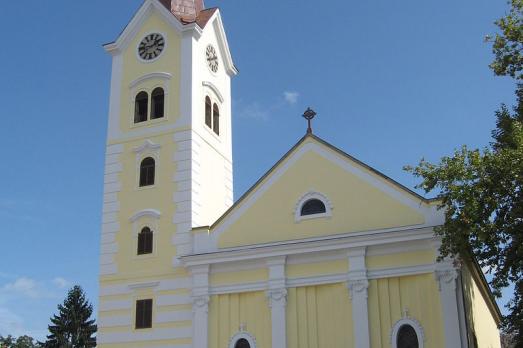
[158,0,216,29]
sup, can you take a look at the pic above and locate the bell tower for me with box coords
[97,0,237,346]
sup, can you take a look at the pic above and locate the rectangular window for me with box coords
[135,299,153,329]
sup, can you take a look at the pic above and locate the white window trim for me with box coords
[129,72,172,127]
[203,94,222,141]
[135,145,161,190]
[294,191,333,222]
[228,331,257,348]
[390,316,425,348]
[130,210,161,259]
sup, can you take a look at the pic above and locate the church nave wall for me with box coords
[208,291,272,348]
[368,274,444,348]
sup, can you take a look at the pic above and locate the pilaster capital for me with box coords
[434,267,459,291]
[347,278,369,299]
[266,289,288,308]
[192,295,210,313]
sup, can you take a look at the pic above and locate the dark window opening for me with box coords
[397,325,419,348]
[135,299,153,329]
[134,91,149,123]
[300,199,326,216]
[234,338,251,348]
[205,96,212,128]
[139,157,155,187]
[151,87,165,119]
[137,227,153,255]
[213,103,220,135]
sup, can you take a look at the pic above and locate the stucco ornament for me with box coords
[347,278,369,299]
[266,289,288,307]
[434,268,459,291]
[192,295,210,313]
[228,330,257,348]
[390,310,425,348]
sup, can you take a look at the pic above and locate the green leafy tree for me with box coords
[44,286,96,348]
[0,335,42,348]
[406,0,523,344]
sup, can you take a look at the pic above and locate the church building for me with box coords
[97,1,502,347]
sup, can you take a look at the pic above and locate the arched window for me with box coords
[137,227,153,255]
[213,103,220,135]
[234,339,251,348]
[135,91,149,123]
[139,157,155,187]
[301,199,326,216]
[205,96,212,128]
[396,325,419,348]
[151,88,165,119]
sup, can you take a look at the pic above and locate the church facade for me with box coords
[97,1,502,347]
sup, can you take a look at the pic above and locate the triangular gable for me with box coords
[194,134,443,251]
[103,0,237,75]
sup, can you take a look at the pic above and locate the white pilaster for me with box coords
[191,265,210,348]
[435,263,462,348]
[266,257,287,348]
[347,247,370,348]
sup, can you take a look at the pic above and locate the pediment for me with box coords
[194,135,442,252]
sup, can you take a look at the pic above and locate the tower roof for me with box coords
[159,0,209,23]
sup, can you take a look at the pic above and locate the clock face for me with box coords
[138,33,165,61]
[206,45,219,73]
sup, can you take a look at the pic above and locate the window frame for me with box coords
[134,91,149,124]
[212,102,220,135]
[137,226,154,255]
[390,317,425,348]
[294,191,333,222]
[139,157,156,187]
[228,332,256,348]
[135,299,153,330]
[150,87,165,120]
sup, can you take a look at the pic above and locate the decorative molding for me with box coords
[129,72,173,89]
[129,209,161,223]
[347,278,369,300]
[128,281,160,290]
[133,139,161,154]
[294,190,333,222]
[435,267,459,291]
[192,295,210,312]
[266,289,287,307]
[228,331,257,348]
[390,313,425,348]
[202,81,224,103]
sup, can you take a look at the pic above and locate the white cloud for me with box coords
[52,277,70,289]
[234,101,269,121]
[2,277,40,299]
[283,91,299,105]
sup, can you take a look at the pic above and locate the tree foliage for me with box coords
[43,286,96,348]
[406,0,523,344]
[0,335,41,348]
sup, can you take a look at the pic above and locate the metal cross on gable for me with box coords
[302,107,317,134]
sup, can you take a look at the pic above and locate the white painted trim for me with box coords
[130,209,161,223]
[203,140,441,252]
[202,81,224,102]
[128,281,160,290]
[185,226,436,266]
[435,263,462,348]
[104,0,200,56]
[133,139,162,154]
[129,72,173,89]
[390,316,425,348]
[347,247,370,348]
[228,331,257,348]
[211,11,238,76]
[294,190,333,222]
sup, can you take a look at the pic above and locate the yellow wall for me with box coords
[367,250,435,270]
[217,139,426,248]
[117,11,182,135]
[462,265,501,348]
[287,283,354,348]
[368,274,445,348]
[209,291,272,348]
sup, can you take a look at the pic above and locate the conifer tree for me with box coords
[44,286,96,348]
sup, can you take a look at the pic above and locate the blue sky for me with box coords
[0,0,514,340]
